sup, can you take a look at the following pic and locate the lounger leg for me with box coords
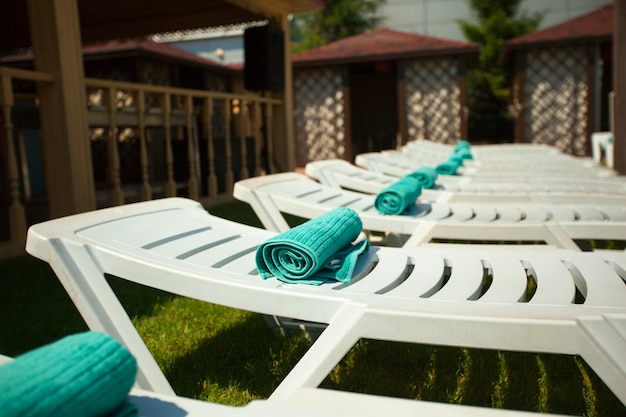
[269,304,365,401]
[47,241,176,395]
[577,315,626,405]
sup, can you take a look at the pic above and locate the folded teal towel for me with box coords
[448,154,464,166]
[454,148,473,160]
[0,332,138,417]
[407,166,438,189]
[436,159,460,175]
[375,175,422,215]
[455,140,471,150]
[256,207,369,285]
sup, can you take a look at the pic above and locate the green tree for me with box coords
[458,0,543,142]
[291,0,386,53]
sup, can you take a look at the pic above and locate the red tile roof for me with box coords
[1,38,235,72]
[506,4,613,49]
[293,27,478,67]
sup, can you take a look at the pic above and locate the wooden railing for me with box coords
[84,78,281,207]
[1,66,54,256]
[0,66,281,258]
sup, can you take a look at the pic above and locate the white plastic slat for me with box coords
[565,253,626,306]
[341,251,410,295]
[495,206,523,222]
[429,255,484,301]
[444,204,477,221]
[384,253,446,298]
[479,255,529,303]
[520,206,551,222]
[469,205,499,222]
[571,205,607,221]
[524,254,576,304]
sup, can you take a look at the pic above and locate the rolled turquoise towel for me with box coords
[448,154,464,166]
[374,175,422,215]
[407,166,438,189]
[256,207,369,285]
[436,159,460,175]
[0,331,138,417]
[454,148,473,160]
[455,140,471,150]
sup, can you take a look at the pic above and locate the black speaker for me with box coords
[244,25,285,92]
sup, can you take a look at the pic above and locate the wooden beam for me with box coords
[270,14,296,171]
[27,0,96,217]
[614,0,626,173]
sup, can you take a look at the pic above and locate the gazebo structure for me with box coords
[503,4,614,156]
[0,0,323,258]
[292,28,478,165]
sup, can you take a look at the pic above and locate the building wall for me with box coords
[294,68,347,165]
[403,57,462,143]
[522,45,591,155]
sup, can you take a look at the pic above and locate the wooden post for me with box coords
[27,0,96,217]
[614,0,626,173]
[271,14,296,171]
[0,75,27,245]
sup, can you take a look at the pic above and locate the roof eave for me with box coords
[294,47,479,68]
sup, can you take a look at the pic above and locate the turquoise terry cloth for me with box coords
[0,331,138,417]
[455,148,473,160]
[436,158,460,175]
[374,175,422,215]
[256,207,369,285]
[455,140,471,150]
[407,166,438,189]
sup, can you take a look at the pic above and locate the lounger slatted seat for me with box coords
[402,139,573,160]
[233,172,626,249]
[357,151,616,179]
[305,159,626,204]
[24,197,626,413]
[355,152,625,185]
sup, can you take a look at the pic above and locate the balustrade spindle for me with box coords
[239,100,249,179]
[107,87,124,206]
[264,103,275,174]
[223,99,234,193]
[185,95,199,200]
[0,75,27,245]
[163,93,176,197]
[204,98,218,198]
[252,101,262,176]
[136,90,152,201]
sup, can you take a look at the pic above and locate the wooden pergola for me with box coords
[0,0,324,220]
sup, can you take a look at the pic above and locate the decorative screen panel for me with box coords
[294,68,345,165]
[403,58,461,144]
[525,46,588,155]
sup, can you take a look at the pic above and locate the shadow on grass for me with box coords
[163,312,312,404]
[0,255,88,356]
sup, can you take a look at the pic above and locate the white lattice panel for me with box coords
[525,46,588,155]
[294,68,345,165]
[403,58,461,144]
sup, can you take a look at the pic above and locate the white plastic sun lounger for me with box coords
[359,150,617,178]
[233,172,626,250]
[402,139,573,160]
[393,149,609,174]
[24,198,626,410]
[355,151,624,183]
[305,159,626,204]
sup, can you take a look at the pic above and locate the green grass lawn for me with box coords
[1,200,624,416]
